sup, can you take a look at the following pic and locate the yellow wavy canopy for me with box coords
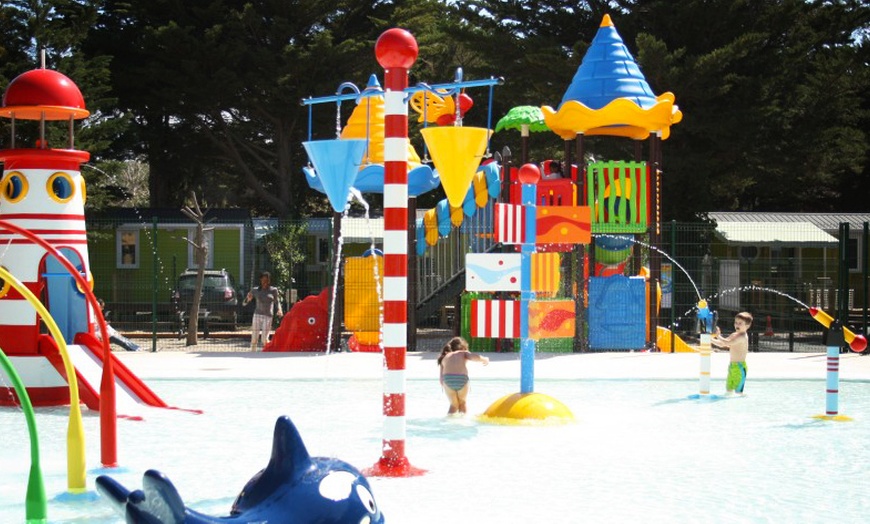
[541,92,683,141]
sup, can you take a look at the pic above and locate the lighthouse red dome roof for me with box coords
[0,68,89,120]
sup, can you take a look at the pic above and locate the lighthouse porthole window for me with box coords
[47,172,75,203]
[74,269,93,296]
[80,178,87,204]
[0,267,9,298]
[2,172,28,203]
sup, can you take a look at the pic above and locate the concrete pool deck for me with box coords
[114,350,870,382]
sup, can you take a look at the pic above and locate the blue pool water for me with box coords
[1,377,869,523]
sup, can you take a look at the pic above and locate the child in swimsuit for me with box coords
[437,337,489,415]
[711,312,753,395]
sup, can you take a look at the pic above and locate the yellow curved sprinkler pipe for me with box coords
[0,267,87,494]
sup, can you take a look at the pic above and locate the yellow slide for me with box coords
[656,326,696,353]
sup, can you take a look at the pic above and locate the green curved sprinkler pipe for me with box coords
[0,266,86,493]
[0,348,47,523]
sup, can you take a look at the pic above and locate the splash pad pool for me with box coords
[2,351,870,523]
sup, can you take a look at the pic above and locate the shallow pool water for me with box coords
[2,377,869,523]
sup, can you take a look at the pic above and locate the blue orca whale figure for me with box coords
[96,416,384,523]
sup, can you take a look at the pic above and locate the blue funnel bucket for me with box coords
[303,139,367,213]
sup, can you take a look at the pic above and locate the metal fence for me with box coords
[656,221,868,353]
[85,216,867,353]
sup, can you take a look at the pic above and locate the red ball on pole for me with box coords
[518,163,541,184]
[374,28,419,69]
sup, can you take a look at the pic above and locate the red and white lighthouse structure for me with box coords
[0,66,93,405]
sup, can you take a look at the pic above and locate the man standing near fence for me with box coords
[243,271,283,351]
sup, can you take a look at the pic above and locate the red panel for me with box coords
[383,301,407,323]
[383,393,405,416]
[384,254,407,276]
[383,208,406,230]
[0,149,89,169]
[383,164,408,185]
[2,281,42,300]
[0,325,40,354]
[384,346,406,369]
[536,179,576,206]
[382,439,405,460]
[0,386,69,407]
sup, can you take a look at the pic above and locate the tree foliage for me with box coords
[262,222,309,294]
[0,0,865,220]
[0,0,127,199]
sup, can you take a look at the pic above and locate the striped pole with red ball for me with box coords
[364,28,426,477]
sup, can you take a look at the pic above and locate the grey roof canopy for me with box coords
[714,221,836,247]
[709,212,870,247]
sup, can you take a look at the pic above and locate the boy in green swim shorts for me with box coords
[711,312,753,395]
[437,337,489,415]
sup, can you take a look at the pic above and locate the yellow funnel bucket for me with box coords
[421,126,491,207]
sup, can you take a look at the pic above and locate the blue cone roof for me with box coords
[560,15,658,110]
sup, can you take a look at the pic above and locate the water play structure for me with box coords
[0,61,178,508]
[0,65,166,412]
[295,15,680,359]
[4,16,869,524]
[263,288,330,351]
[292,17,870,417]
[297,24,528,472]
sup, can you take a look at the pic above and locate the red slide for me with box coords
[41,332,172,413]
[75,332,168,407]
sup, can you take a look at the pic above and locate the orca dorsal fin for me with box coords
[231,415,316,514]
[268,415,314,482]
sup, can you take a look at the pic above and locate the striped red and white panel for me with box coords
[470,299,521,339]
[494,203,526,245]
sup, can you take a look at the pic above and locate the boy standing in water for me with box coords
[437,337,489,415]
[711,312,753,395]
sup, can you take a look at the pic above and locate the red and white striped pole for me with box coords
[366,28,425,477]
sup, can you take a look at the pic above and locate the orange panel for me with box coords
[536,206,591,244]
[531,252,561,295]
[529,300,575,339]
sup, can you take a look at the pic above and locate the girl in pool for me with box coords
[437,336,489,415]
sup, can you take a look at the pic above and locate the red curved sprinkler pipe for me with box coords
[0,219,118,467]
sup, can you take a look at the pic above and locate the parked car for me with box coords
[172,268,239,328]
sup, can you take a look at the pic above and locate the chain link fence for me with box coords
[86,216,868,353]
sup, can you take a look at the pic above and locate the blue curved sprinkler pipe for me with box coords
[825,320,846,417]
[520,182,537,393]
[301,76,502,108]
